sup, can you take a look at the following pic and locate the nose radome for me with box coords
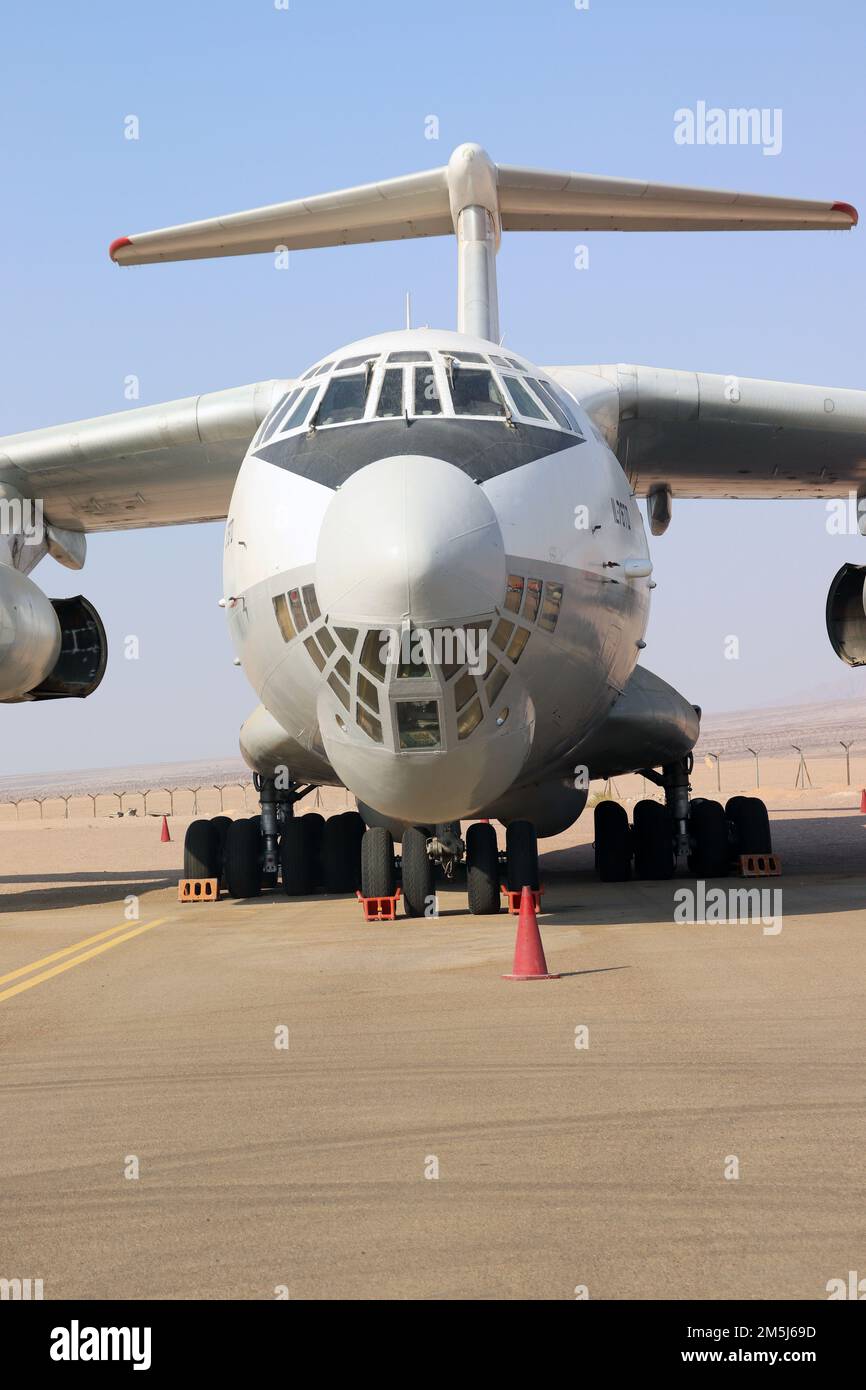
[315,455,505,623]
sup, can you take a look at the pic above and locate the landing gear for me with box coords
[401,826,434,917]
[301,812,325,889]
[592,754,773,881]
[726,796,772,855]
[688,798,729,877]
[632,799,674,880]
[321,813,363,893]
[594,801,631,881]
[224,817,263,898]
[361,826,396,898]
[280,817,311,895]
[183,819,220,880]
[210,816,231,885]
[466,822,500,915]
[505,819,539,893]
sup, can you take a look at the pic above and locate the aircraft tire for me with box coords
[594,801,631,881]
[632,800,674,880]
[300,812,325,887]
[209,815,231,886]
[505,819,539,893]
[281,818,312,895]
[401,826,433,918]
[183,818,220,880]
[690,799,730,878]
[340,810,366,838]
[321,816,344,893]
[466,821,500,915]
[224,818,262,898]
[339,813,364,890]
[320,816,354,893]
[361,826,396,899]
[726,796,772,856]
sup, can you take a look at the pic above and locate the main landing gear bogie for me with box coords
[592,759,774,883]
[281,810,363,897]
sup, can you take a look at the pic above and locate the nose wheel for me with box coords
[505,820,539,893]
[400,827,434,917]
[466,822,501,914]
[360,826,397,899]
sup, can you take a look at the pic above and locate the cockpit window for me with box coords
[504,357,526,370]
[413,366,442,416]
[337,354,379,370]
[396,700,441,751]
[539,380,583,435]
[280,385,319,433]
[375,367,404,418]
[387,349,431,363]
[316,372,369,426]
[259,388,300,444]
[501,375,547,422]
[527,378,572,432]
[450,366,507,418]
[360,629,388,681]
[445,350,486,364]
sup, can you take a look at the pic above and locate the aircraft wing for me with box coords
[0,379,289,531]
[547,364,866,499]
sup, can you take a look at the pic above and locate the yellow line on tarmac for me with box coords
[0,917,159,987]
[0,916,172,1004]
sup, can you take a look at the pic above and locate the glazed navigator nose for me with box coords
[315,455,506,624]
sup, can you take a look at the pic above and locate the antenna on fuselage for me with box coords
[404,291,412,330]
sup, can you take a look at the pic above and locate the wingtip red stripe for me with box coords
[109,235,133,261]
[832,201,859,227]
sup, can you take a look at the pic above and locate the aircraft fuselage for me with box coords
[223,327,651,828]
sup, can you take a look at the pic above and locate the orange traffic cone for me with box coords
[859,789,866,813]
[160,815,171,843]
[503,886,560,981]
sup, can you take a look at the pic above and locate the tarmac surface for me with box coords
[1,806,864,1300]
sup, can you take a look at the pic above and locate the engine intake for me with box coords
[826,563,866,666]
[29,596,108,699]
[0,565,107,701]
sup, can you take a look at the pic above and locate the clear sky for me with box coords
[1,0,864,774]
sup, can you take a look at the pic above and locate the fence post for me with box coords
[840,741,853,787]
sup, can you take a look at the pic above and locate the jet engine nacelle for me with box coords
[826,563,866,666]
[0,566,107,701]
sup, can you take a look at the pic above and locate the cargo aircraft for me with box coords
[1,144,861,911]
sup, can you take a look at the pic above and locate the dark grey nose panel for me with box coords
[254,417,580,488]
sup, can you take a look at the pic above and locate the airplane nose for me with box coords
[313,454,530,824]
[315,455,506,623]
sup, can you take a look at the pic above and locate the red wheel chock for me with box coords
[356,888,402,921]
[178,877,219,902]
[739,853,781,877]
[501,884,543,915]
